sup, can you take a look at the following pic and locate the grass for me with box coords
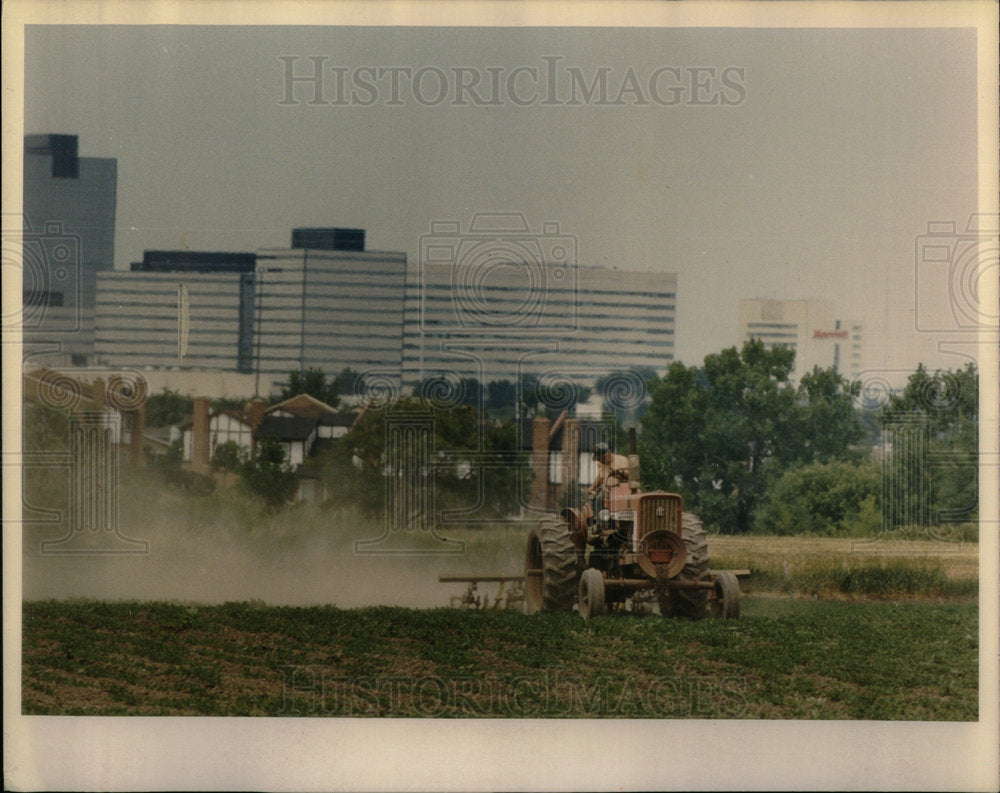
[22,597,978,720]
[709,534,979,598]
[437,527,979,599]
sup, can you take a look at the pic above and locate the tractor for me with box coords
[523,430,742,620]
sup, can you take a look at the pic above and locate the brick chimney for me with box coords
[244,398,267,431]
[560,417,580,509]
[192,396,211,472]
[530,416,551,511]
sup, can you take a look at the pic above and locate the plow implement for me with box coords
[438,574,525,611]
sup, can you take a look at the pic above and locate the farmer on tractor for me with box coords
[585,442,630,516]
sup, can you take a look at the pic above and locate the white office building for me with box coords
[95,269,252,372]
[738,298,863,381]
[253,240,406,383]
[94,230,408,393]
[403,259,676,390]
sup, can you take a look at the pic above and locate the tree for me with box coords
[641,339,863,533]
[159,438,183,470]
[789,366,867,465]
[240,438,299,508]
[595,367,658,426]
[319,396,527,519]
[278,368,339,407]
[212,396,252,414]
[518,373,591,419]
[333,367,362,399]
[211,440,245,473]
[412,376,484,409]
[486,379,518,415]
[756,460,881,536]
[879,363,978,527]
[144,388,193,427]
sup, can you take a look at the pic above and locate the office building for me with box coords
[738,299,863,380]
[253,229,407,383]
[95,250,255,372]
[94,230,407,391]
[403,259,676,389]
[22,134,117,362]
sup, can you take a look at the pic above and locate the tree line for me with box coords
[98,347,982,533]
[641,341,978,535]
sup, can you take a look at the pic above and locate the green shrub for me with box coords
[756,460,881,536]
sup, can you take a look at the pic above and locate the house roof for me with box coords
[254,415,317,442]
[24,367,96,403]
[143,431,173,449]
[144,426,173,444]
[265,393,339,420]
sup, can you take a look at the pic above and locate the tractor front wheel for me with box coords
[578,568,606,619]
[710,570,741,619]
[524,518,579,614]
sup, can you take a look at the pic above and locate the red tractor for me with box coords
[523,432,742,619]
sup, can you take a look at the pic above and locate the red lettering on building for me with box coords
[813,329,848,339]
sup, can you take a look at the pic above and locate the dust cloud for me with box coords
[21,479,526,608]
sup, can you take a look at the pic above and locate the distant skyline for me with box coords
[21,24,983,383]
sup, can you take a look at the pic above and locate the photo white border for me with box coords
[3,2,997,790]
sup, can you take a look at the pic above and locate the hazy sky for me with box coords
[23,24,981,379]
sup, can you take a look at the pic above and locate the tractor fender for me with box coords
[560,507,588,550]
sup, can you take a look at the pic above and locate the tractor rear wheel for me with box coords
[578,568,606,619]
[524,518,579,614]
[671,512,710,620]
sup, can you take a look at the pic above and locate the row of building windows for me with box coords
[418,282,675,300]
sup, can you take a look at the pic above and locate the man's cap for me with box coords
[592,442,611,459]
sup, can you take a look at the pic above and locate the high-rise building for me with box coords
[403,259,676,389]
[22,134,117,363]
[94,230,407,392]
[95,251,256,372]
[738,298,863,380]
[254,230,406,384]
[94,219,675,400]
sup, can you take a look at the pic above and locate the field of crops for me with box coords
[22,592,978,720]
[21,499,981,721]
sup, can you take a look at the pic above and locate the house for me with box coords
[253,415,318,468]
[524,409,619,512]
[176,392,364,469]
[179,408,257,467]
[22,367,146,466]
[259,394,365,461]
